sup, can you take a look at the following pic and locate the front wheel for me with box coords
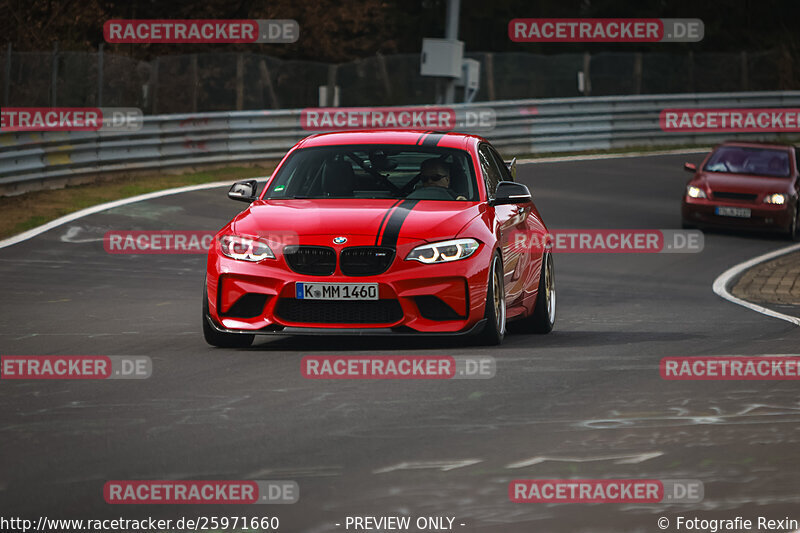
[517,252,556,334]
[788,206,800,241]
[476,252,506,346]
[202,281,254,348]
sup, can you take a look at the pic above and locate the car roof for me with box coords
[718,141,794,151]
[294,130,487,151]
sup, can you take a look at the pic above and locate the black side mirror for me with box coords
[684,162,697,172]
[228,180,258,203]
[491,181,532,206]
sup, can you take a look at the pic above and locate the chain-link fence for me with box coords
[2,45,798,112]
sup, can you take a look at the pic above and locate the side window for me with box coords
[489,147,513,182]
[478,144,502,198]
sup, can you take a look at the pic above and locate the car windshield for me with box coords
[703,146,791,178]
[262,144,479,201]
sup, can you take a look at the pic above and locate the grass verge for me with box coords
[0,165,274,240]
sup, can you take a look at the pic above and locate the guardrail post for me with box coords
[3,43,10,107]
[236,53,244,111]
[97,43,104,106]
[50,41,59,106]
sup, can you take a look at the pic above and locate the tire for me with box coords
[788,206,800,241]
[202,280,254,348]
[516,252,556,334]
[476,252,506,346]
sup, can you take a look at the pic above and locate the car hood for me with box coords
[699,172,793,193]
[230,199,483,243]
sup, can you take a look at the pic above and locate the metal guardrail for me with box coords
[1,91,800,194]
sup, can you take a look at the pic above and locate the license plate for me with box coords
[296,282,378,300]
[715,206,751,218]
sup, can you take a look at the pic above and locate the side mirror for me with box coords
[491,181,532,206]
[228,180,258,203]
[684,162,697,172]
[505,157,517,181]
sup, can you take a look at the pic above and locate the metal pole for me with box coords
[443,0,460,104]
[97,43,104,106]
[51,41,59,106]
[326,64,337,106]
[4,43,11,107]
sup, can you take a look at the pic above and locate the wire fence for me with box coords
[1,46,798,113]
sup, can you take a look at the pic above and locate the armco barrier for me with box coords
[1,91,799,195]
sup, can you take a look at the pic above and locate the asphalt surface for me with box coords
[1,153,799,533]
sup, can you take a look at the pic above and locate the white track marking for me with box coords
[712,243,800,327]
[0,181,233,250]
[520,148,710,164]
[373,459,483,474]
[506,451,663,469]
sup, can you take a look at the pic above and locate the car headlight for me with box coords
[686,186,707,199]
[219,235,275,261]
[405,238,480,264]
[764,193,787,205]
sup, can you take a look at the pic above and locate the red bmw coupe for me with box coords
[682,141,800,239]
[203,130,555,347]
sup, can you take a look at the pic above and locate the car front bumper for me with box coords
[205,235,493,335]
[682,198,793,231]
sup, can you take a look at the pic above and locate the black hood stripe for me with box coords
[374,199,403,245]
[380,199,419,248]
[421,132,447,147]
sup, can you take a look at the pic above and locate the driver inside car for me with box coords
[410,158,467,200]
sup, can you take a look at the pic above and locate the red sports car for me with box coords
[203,130,555,347]
[682,141,800,239]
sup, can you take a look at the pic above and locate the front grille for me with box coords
[284,246,336,276]
[340,247,395,276]
[712,191,757,202]
[275,299,403,324]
